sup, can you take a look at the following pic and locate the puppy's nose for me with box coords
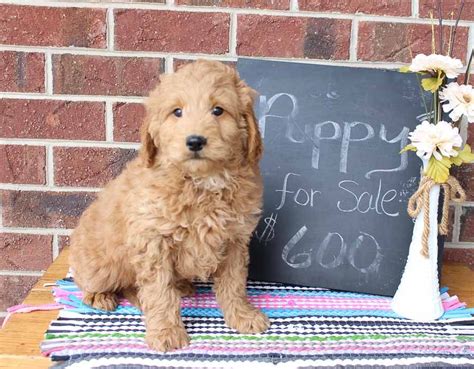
[186,135,207,152]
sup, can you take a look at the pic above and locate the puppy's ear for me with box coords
[237,80,263,165]
[139,112,158,168]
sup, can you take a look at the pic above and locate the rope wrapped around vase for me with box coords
[407,176,466,257]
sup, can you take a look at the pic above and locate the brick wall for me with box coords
[0,0,473,321]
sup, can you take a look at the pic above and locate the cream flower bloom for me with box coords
[408,120,462,160]
[409,54,463,78]
[440,82,474,122]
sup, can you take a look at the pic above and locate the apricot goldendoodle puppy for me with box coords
[69,60,269,352]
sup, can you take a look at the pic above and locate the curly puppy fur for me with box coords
[69,60,269,352]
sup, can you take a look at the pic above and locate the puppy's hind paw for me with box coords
[146,326,190,352]
[83,291,118,311]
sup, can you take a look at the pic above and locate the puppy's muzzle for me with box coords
[186,135,207,152]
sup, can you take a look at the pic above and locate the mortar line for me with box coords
[229,12,238,56]
[0,138,140,149]
[46,145,55,187]
[105,101,114,142]
[44,51,53,95]
[412,0,419,18]
[0,269,46,277]
[290,0,298,12]
[444,242,474,249]
[0,183,102,192]
[0,92,145,102]
[349,18,359,62]
[106,7,115,51]
[0,227,73,235]
[164,55,174,73]
[52,234,60,259]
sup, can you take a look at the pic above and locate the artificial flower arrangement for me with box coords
[401,53,474,183]
[391,1,473,321]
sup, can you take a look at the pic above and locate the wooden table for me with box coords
[0,248,473,369]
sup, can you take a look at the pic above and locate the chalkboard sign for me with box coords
[238,58,436,296]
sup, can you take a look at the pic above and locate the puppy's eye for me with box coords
[173,108,183,118]
[212,106,224,116]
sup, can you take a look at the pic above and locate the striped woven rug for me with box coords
[41,278,474,368]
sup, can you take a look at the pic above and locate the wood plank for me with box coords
[0,356,50,369]
[0,247,472,367]
[441,262,474,307]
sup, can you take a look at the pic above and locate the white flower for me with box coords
[409,54,463,78]
[440,82,474,122]
[408,120,462,160]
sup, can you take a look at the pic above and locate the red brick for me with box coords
[115,10,230,54]
[113,103,145,142]
[467,122,474,147]
[1,190,96,229]
[357,22,469,63]
[237,15,351,60]
[443,248,474,269]
[0,51,44,93]
[53,55,164,96]
[420,0,474,21]
[0,5,106,48]
[0,233,53,271]
[0,99,105,141]
[459,207,474,242]
[54,147,137,187]
[0,145,46,185]
[299,0,411,16]
[453,163,473,201]
[177,0,289,10]
[0,275,39,311]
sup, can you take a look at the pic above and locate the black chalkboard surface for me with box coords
[238,58,436,296]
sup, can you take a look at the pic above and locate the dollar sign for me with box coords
[256,213,278,243]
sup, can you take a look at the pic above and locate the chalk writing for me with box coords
[337,179,399,217]
[281,226,312,268]
[255,212,278,244]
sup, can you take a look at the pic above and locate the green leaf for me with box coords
[451,155,463,166]
[421,77,443,93]
[425,156,452,183]
[399,65,411,73]
[400,144,417,154]
[455,144,474,164]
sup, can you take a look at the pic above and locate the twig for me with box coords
[449,0,465,57]
[447,11,455,56]
[430,11,436,53]
[438,0,443,54]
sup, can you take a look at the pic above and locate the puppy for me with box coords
[69,60,269,352]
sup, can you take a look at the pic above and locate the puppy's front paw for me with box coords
[146,326,190,352]
[83,292,118,311]
[225,307,270,334]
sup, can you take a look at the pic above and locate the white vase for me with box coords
[391,159,444,321]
